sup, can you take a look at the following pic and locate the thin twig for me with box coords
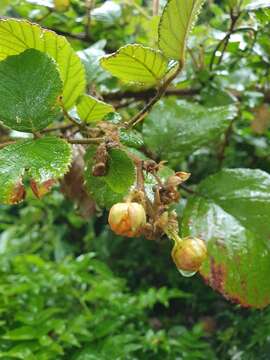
[37,8,52,23]
[0,141,17,149]
[209,10,241,71]
[126,62,183,128]
[65,138,103,145]
[180,184,199,196]
[152,0,159,16]
[46,28,90,42]
[41,124,75,133]
[58,97,85,130]
[103,88,199,102]
[85,0,94,41]
[217,119,235,168]
[187,47,199,70]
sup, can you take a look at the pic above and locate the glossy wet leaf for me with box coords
[84,147,135,208]
[0,137,71,204]
[182,168,270,308]
[119,129,144,149]
[100,44,168,85]
[143,99,237,165]
[158,0,205,61]
[104,149,135,193]
[77,95,114,123]
[0,49,62,132]
[0,19,85,109]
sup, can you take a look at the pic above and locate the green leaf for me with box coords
[77,95,114,123]
[0,18,85,109]
[182,168,270,309]
[104,149,135,193]
[0,137,71,204]
[143,99,237,165]
[0,49,62,133]
[119,129,144,149]
[84,147,135,208]
[158,0,205,61]
[100,44,168,85]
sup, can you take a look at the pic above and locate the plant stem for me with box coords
[58,97,86,131]
[126,62,183,128]
[41,124,75,133]
[180,184,198,196]
[217,119,235,168]
[152,0,159,16]
[209,10,241,71]
[65,138,103,145]
[85,0,94,41]
[103,88,199,101]
[0,141,17,149]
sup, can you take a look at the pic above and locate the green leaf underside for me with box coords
[0,49,62,132]
[246,0,270,10]
[182,168,270,309]
[84,147,135,208]
[0,137,72,204]
[100,44,168,85]
[0,19,85,109]
[77,95,114,123]
[158,0,205,61]
[143,99,237,165]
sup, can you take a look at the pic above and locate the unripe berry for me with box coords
[108,202,146,237]
[171,237,207,272]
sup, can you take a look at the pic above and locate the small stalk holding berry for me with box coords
[107,158,208,276]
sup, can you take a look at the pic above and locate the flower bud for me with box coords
[108,202,146,237]
[175,172,191,182]
[171,237,207,272]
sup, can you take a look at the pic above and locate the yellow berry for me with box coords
[171,237,207,272]
[108,202,146,238]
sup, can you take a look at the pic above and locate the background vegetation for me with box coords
[0,0,270,359]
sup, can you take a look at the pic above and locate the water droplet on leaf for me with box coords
[178,269,197,277]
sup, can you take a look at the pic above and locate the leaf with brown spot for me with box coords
[0,137,71,205]
[182,168,270,309]
[61,145,96,218]
[8,179,26,204]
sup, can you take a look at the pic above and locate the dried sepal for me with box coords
[30,179,56,199]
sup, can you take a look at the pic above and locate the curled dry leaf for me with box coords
[61,145,96,218]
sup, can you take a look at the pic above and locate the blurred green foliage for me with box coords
[1,191,270,359]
